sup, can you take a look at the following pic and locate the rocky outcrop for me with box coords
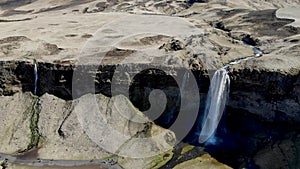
[229,68,300,122]
[0,93,32,154]
[173,154,232,169]
[253,132,300,169]
[0,92,176,169]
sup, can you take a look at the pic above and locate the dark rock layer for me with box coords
[1,60,299,123]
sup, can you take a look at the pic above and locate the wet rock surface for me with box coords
[0,0,300,168]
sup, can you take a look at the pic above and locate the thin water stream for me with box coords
[34,59,38,95]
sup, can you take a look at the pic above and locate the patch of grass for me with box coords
[180,145,195,155]
[148,150,174,169]
[101,154,117,161]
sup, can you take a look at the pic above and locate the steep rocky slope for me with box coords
[0,92,176,169]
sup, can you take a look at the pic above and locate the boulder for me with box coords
[173,154,232,169]
[0,93,33,154]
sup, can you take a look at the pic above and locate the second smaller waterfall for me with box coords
[181,71,189,93]
[198,68,230,143]
[33,59,38,95]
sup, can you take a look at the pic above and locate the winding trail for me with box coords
[0,153,121,169]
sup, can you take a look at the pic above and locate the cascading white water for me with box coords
[198,68,230,143]
[198,42,263,144]
[181,71,189,93]
[34,59,38,95]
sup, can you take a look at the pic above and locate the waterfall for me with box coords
[33,59,38,95]
[198,68,230,144]
[198,42,263,144]
[181,71,189,93]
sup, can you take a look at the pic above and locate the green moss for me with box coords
[181,145,195,155]
[29,92,39,99]
[101,154,117,161]
[148,150,174,169]
[118,150,174,169]
[18,96,42,153]
[173,154,232,169]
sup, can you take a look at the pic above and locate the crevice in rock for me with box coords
[241,34,260,46]
[159,38,184,51]
[211,21,231,32]
[187,0,209,6]
[289,39,299,43]
[114,122,154,162]
[57,102,74,138]
[0,17,32,22]
[18,96,42,153]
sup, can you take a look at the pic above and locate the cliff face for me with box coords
[229,68,300,122]
[1,55,299,125]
